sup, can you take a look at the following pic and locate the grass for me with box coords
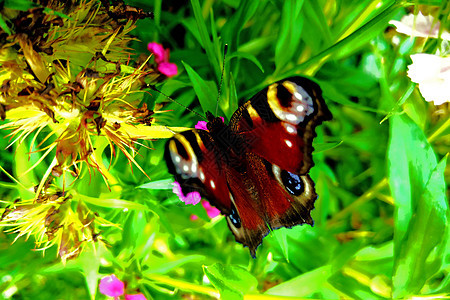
[0,0,449,299]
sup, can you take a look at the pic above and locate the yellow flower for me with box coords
[1,181,117,263]
[0,0,187,262]
[0,0,185,185]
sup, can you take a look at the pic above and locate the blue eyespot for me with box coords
[281,170,303,196]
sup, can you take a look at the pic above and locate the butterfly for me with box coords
[165,76,331,257]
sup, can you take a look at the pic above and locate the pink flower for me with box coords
[147,42,178,77]
[195,121,208,130]
[125,294,147,300]
[99,274,147,300]
[195,117,224,131]
[172,181,201,205]
[99,275,124,297]
[147,43,165,63]
[190,201,221,221]
[201,200,220,219]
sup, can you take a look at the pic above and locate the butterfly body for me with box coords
[165,76,331,257]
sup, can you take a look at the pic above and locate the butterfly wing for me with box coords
[225,76,331,253]
[230,76,331,175]
[246,153,317,228]
[165,129,269,256]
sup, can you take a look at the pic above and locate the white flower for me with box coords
[407,53,450,105]
[389,12,450,40]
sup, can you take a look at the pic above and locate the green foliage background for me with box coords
[0,0,449,299]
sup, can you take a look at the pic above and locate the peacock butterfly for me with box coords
[165,76,331,257]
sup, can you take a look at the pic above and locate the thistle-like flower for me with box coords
[0,0,184,260]
[0,179,116,263]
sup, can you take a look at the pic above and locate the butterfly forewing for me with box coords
[165,129,231,211]
[230,76,331,175]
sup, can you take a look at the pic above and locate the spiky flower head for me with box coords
[1,178,116,263]
[0,0,181,182]
[0,0,184,261]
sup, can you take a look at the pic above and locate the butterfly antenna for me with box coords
[215,44,228,116]
[148,84,207,120]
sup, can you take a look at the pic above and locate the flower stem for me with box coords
[144,274,314,299]
[327,177,389,227]
[428,117,450,143]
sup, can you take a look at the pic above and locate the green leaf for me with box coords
[4,0,37,10]
[203,263,258,299]
[182,61,218,114]
[78,193,150,211]
[139,179,173,190]
[78,245,101,300]
[274,0,305,71]
[392,156,448,298]
[227,52,264,73]
[313,141,343,153]
[388,114,448,298]
[265,265,332,297]
[289,1,401,74]
[388,115,436,244]
[221,0,260,51]
[144,254,206,274]
[224,73,238,118]
[43,7,74,20]
[190,0,220,77]
[272,228,289,262]
[0,15,11,35]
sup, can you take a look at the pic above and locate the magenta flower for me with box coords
[190,201,221,221]
[125,294,147,300]
[99,275,125,297]
[195,121,208,131]
[99,275,147,300]
[172,181,201,205]
[147,42,178,77]
[195,117,224,131]
[201,200,220,218]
